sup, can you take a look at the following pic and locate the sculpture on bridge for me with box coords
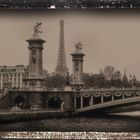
[33,22,42,37]
[75,42,83,51]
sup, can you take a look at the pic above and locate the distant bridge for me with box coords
[73,87,140,113]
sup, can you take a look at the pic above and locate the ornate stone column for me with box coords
[71,42,85,90]
[23,22,46,110]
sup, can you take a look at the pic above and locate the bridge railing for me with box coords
[73,87,140,111]
[11,88,65,92]
[81,87,140,92]
[0,87,11,99]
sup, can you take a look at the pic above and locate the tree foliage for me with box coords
[100,65,121,80]
[83,65,134,88]
[45,74,67,88]
[44,65,140,88]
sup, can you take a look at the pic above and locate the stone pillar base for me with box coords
[30,93,43,110]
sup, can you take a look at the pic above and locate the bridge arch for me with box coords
[14,95,25,108]
[48,96,62,110]
[76,89,140,113]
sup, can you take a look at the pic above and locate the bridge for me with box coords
[73,87,140,113]
[1,86,140,114]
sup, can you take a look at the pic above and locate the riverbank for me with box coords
[0,109,72,122]
[0,111,140,131]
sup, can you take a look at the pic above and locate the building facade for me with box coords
[0,65,27,91]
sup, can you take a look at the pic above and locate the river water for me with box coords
[0,111,140,131]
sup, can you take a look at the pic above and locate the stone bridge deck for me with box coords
[1,87,140,114]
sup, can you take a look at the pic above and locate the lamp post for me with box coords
[90,73,94,90]
[132,75,136,87]
[129,74,132,87]
[129,74,136,87]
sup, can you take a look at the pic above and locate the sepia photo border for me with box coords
[0,0,140,139]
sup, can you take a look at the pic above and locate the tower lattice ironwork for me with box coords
[55,19,68,76]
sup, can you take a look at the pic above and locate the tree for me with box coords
[45,74,67,88]
[83,73,106,88]
[91,74,106,88]
[100,65,121,80]
[83,73,91,88]
[122,72,129,87]
[100,65,122,87]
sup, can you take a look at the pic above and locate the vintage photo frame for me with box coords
[0,1,140,140]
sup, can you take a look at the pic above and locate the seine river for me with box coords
[0,111,140,131]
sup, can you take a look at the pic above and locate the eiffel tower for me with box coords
[55,19,68,76]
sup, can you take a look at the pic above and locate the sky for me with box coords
[0,10,140,79]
